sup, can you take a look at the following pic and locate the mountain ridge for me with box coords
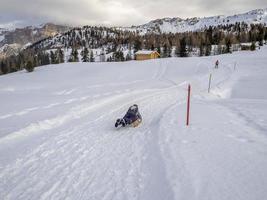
[122,8,267,34]
[0,23,70,58]
[0,8,266,60]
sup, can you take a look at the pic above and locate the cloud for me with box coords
[0,0,266,28]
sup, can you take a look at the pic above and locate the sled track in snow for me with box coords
[0,83,187,200]
[0,84,177,144]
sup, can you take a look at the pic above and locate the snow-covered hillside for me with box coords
[0,45,267,199]
[123,8,267,34]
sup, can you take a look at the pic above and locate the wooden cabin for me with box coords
[135,50,160,61]
[240,43,252,51]
[240,42,259,51]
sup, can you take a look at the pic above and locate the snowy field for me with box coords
[0,46,267,200]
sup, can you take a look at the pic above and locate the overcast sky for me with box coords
[0,0,266,28]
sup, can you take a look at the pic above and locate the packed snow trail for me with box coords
[0,86,183,200]
[160,100,267,200]
[1,46,267,200]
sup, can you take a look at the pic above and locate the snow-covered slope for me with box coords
[124,8,267,34]
[0,45,267,199]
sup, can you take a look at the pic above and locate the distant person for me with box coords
[215,60,219,69]
[115,104,142,128]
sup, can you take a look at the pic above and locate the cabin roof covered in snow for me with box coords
[135,50,158,55]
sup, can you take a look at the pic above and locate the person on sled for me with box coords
[115,104,142,128]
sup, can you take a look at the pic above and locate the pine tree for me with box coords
[33,55,38,68]
[264,27,267,42]
[259,39,263,46]
[107,56,112,62]
[179,37,187,57]
[156,46,161,56]
[217,44,223,55]
[250,42,256,51]
[174,39,180,57]
[114,50,124,61]
[199,45,204,56]
[257,25,264,46]
[127,47,132,61]
[81,47,89,62]
[90,50,95,62]
[150,44,155,50]
[199,38,205,56]
[134,39,142,53]
[126,50,132,61]
[68,49,74,62]
[50,51,56,64]
[17,53,25,70]
[0,61,8,74]
[168,46,172,57]
[43,53,50,65]
[205,44,212,56]
[225,38,232,53]
[99,48,106,62]
[8,56,18,72]
[25,60,34,72]
[68,48,79,62]
[73,49,79,62]
[56,49,64,63]
[163,44,168,58]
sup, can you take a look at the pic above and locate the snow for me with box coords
[0,23,17,31]
[32,30,38,35]
[22,42,32,49]
[0,45,267,199]
[135,50,158,55]
[61,48,107,62]
[123,8,267,34]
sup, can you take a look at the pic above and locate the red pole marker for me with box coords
[186,84,191,126]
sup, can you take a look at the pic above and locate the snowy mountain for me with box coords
[0,23,70,58]
[1,8,267,59]
[123,8,267,34]
[27,26,129,54]
[25,8,267,55]
[1,43,267,199]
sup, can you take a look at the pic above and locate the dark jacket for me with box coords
[123,105,142,124]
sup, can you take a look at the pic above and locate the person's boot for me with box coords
[121,119,126,127]
[115,119,121,127]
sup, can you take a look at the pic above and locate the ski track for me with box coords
[0,86,175,144]
[159,102,198,200]
[0,77,151,121]
[0,88,144,121]
[0,77,186,199]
